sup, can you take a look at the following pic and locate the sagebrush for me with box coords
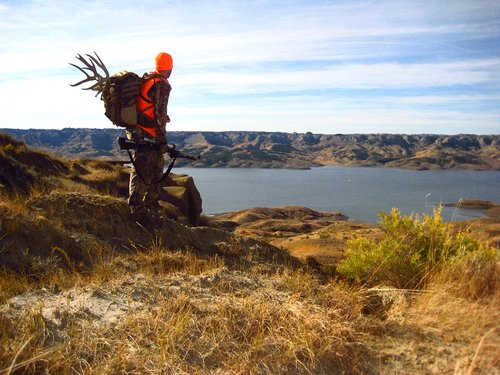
[337,207,497,291]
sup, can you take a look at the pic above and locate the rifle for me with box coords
[117,136,200,161]
[117,136,200,184]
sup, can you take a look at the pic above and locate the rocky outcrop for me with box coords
[2,129,499,170]
[209,206,381,266]
[213,206,348,236]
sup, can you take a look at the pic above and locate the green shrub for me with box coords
[337,207,494,289]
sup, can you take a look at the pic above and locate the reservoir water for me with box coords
[174,166,500,224]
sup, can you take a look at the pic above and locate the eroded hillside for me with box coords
[3,128,499,170]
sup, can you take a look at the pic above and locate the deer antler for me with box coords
[69,52,110,96]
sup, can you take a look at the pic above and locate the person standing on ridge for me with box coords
[127,52,173,222]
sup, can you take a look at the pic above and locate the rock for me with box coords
[160,172,203,226]
[362,287,409,318]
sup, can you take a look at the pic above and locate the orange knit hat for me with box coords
[155,52,173,71]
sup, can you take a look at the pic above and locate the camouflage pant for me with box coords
[126,131,164,209]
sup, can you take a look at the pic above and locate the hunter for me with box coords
[127,52,173,222]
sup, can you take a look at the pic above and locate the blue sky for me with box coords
[0,0,499,134]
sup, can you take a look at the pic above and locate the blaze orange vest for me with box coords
[136,73,170,138]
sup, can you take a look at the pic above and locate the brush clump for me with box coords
[337,207,497,293]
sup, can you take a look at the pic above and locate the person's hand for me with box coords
[160,142,170,154]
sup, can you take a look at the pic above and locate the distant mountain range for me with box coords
[1,128,499,170]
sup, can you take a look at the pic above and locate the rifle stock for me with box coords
[117,137,200,161]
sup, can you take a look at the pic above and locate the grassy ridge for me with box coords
[0,132,129,197]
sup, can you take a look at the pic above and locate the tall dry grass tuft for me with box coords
[431,243,498,300]
[0,190,29,216]
[126,245,225,277]
[0,271,31,303]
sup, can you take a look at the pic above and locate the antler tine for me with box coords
[69,52,110,93]
[87,51,110,80]
[75,53,96,72]
[69,54,98,88]
[69,63,96,88]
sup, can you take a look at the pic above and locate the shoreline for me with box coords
[177,163,500,171]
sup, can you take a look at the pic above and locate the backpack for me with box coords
[101,71,144,127]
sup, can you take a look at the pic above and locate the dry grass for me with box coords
[0,191,29,216]
[375,284,500,374]
[416,289,499,373]
[0,243,370,375]
[88,291,355,373]
[0,240,223,304]
[69,159,129,197]
[0,271,31,303]
[431,246,499,300]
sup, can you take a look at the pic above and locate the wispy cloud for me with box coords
[0,0,499,134]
